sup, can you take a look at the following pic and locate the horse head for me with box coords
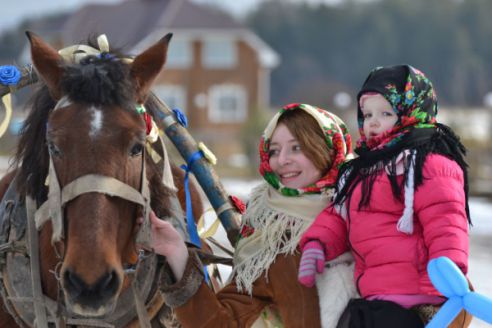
[21,32,176,317]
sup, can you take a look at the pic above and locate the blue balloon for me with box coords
[463,293,492,323]
[426,257,492,327]
[431,257,469,297]
[428,259,454,297]
[426,297,462,328]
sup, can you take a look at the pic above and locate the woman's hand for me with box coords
[146,211,189,280]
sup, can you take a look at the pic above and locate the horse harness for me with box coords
[0,184,166,328]
[0,96,188,327]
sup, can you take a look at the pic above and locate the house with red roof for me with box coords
[22,0,280,169]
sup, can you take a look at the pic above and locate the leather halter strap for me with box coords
[34,152,153,248]
[34,94,154,248]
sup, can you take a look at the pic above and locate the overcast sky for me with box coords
[1,0,347,34]
[1,0,118,33]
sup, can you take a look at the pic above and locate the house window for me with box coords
[166,39,192,68]
[202,38,237,69]
[153,85,187,114]
[208,85,247,123]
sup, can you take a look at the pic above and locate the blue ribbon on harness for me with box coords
[180,151,209,283]
[180,151,204,248]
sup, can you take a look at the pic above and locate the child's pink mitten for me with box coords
[298,240,325,287]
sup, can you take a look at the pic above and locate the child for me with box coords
[298,65,472,327]
[151,104,354,327]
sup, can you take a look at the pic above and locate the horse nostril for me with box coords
[63,269,120,301]
[63,269,86,297]
[95,270,120,296]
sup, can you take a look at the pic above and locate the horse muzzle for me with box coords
[61,266,122,317]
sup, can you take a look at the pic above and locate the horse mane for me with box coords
[14,37,175,216]
[14,84,52,202]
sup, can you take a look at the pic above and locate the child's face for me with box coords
[361,95,398,139]
[268,123,321,189]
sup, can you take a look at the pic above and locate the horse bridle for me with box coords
[30,35,174,250]
[21,96,164,328]
[33,96,153,249]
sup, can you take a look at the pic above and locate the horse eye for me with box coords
[47,141,61,157]
[130,143,144,157]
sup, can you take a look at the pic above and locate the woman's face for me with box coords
[268,123,322,189]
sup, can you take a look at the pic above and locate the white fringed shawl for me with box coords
[232,183,332,294]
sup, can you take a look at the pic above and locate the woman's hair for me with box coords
[277,109,333,175]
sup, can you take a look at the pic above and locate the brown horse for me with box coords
[0,32,205,327]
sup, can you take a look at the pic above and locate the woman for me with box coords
[152,103,354,327]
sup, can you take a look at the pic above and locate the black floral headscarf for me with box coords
[355,65,438,152]
[334,65,471,224]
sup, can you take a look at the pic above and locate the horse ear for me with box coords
[26,31,64,99]
[130,33,172,104]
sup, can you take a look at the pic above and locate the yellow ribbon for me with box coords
[0,94,13,138]
[146,120,160,143]
[145,143,162,164]
[57,34,133,65]
[197,208,221,239]
[58,34,110,63]
[198,142,217,165]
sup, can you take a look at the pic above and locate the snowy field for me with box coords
[215,178,492,327]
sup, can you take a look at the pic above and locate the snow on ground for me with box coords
[469,197,492,235]
[212,178,492,327]
[467,198,492,327]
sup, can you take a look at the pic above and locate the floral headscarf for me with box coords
[258,103,352,196]
[232,103,352,294]
[356,65,437,152]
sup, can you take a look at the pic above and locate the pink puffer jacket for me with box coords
[300,154,469,298]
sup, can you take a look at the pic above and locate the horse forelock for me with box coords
[61,55,135,108]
